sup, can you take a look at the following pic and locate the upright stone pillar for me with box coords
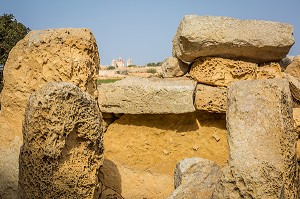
[214,79,299,198]
[19,82,104,198]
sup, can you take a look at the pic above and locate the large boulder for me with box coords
[285,56,300,79]
[19,82,104,198]
[0,28,99,198]
[168,157,221,199]
[98,77,196,114]
[194,84,227,113]
[214,79,299,198]
[161,57,190,78]
[102,112,228,199]
[173,15,294,63]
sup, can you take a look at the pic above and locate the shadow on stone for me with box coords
[100,159,122,195]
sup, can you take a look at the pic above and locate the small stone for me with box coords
[212,134,221,142]
[163,149,169,155]
[192,145,199,151]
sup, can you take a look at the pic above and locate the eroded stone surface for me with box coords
[19,82,104,198]
[257,63,283,79]
[189,57,257,86]
[190,57,283,87]
[0,28,99,198]
[98,77,196,114]
[214,79,299,198]
[194,84,227,113]
[168,157,221,199]
[161,57,190,78]
[173,15,294,63]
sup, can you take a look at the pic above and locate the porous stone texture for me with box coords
[214,79,299,198]
[194,84,227,113]
[190,57,283,87]
[0,28,99,198]
[102,112,228,199]
[257,63,283,79]
[19,82,104,198]
[189,57,257,86]
[161,57,190,78]
[168,157,221,199]
[172,15,294,63]
[98,77,196,114]
[285,56,300,79]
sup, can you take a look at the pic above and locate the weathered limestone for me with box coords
[161,57,190,78]
[168,157,221,199]
[214,79,299,198]
[172,15,294,63]
[19,82,104,198]
[194,84,227,113]
[257,63,283,79]
[0,28,99,198]
[98,77,196,114]
[285,56,300,79]
[189,57,257,86]
[102,112,228,198]
[190,57,283,86]
[293,108,300,136]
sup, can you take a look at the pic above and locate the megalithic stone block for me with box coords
[19,82,104,198]
[213,79,299,199]
[98,77,196,114]
[172,15,294,63]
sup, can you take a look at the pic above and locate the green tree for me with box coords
[0,14,30,92]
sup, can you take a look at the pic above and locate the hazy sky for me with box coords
[1,0,299,65]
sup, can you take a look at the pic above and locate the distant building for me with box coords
[111,57,133,68]
[127,58,132,66]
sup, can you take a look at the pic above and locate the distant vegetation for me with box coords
[107,66,116,70]
[97,79,121,84]
[146,62,163,67]
[146,68,157,74]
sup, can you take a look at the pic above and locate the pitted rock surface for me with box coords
[190,57,283,87]
[0,28,99,198]
[19,82,104,198]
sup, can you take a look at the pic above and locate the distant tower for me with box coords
[111,59,116,67]
[127,58,132,67]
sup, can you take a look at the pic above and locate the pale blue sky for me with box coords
[1,0,299,65]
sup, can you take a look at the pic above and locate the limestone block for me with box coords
[0,28,99,198]
[285,56,300,78]
[194,84,227,113]
[284,74,300,107]
[257,63,283,79]
[98,77,196,114]
[161,57,190,78]
[214,79,299,198]
[168,157,221,199]
[172,15,294,63]
[189,57,257,86]
[19,82,104,198]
